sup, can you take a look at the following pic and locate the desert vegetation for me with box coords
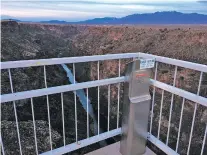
[1,21,207,155]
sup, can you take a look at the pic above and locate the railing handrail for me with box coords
[0,53,139,69]
[139,53,207,73]
[1,52,206,73]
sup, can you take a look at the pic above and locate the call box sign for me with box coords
[140,59,155,69]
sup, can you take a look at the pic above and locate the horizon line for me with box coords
[1,11,207,22]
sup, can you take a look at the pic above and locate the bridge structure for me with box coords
[0,52,207,155]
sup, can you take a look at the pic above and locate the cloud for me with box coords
[1,0,206,21]
[1,0,198,5]
[197,0,207,4]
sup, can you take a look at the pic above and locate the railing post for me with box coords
[120,58,154,155]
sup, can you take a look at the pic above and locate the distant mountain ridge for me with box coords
[40,20,68,24]
[2,11,207,24]
[75,11,207,24]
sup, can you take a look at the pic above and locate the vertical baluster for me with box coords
[0,97,5,155]
[187,72,203,155]
[0,135,5,155]
[176,98,185,152]
[157,89,164,139]
[150,62,158,134]
[166,65,177,145]
[0,99,1,155]
[43,66,53,150]
[30,98,38,155]
[86,88,89,138]
[61,93,66,146]
[117,59,121,129]
[108,85,111,132]
[200,125,207,155]
[97,61,100,135]
[73,63,78,142]
[8,69,23,155]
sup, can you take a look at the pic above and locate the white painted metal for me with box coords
[187,103,198,155]
[86,88,89,138]
[187,72,203,155]
[30,98,38,155]
[0,101,1,154]
[73,63,78,143]
[175,98,185,153]
[166,66,177,145]
[108,85,111,132]
[61,93,66,146]
[97,61,100,135]
[1,53,139,69]
[40,128,122,155]
[200,125,207,155]
[0,136,5,155]
[1,53,207,155]
[43,66,53,151]
[13,101,22,152]
[8,69,23,155]
[117,59,121,129]
[157,89,164,139]
[1,77,126,103]
[139,53,207,73]
[0,100,5,155]
[2,53,206,73]
[148,134,179,155]
[150,62,158,134]
[4,76,206,106]
[150,79,207,107]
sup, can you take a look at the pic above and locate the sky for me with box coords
[1,0,207,21]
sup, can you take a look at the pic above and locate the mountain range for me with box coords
[2,11,207,24]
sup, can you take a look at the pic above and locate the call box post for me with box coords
[120,58,155,155]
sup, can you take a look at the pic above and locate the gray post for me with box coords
[120,59,154,155]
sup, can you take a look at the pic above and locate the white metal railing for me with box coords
[1,53,137,155]
[145,53,207,155]
[1,52,207,155]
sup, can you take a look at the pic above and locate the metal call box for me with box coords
[120,59,154,155]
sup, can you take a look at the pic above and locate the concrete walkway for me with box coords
[85,142,156,155]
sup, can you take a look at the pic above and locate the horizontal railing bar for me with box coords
[40,129,178,155]
[139,53,207,73]
[1,77,126,103]
[148,134,179,155]
[40,128,121,155]
[0,53,139,69]
[150,79,207,107]
[2,77,206,106]
[1,53,206,74]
